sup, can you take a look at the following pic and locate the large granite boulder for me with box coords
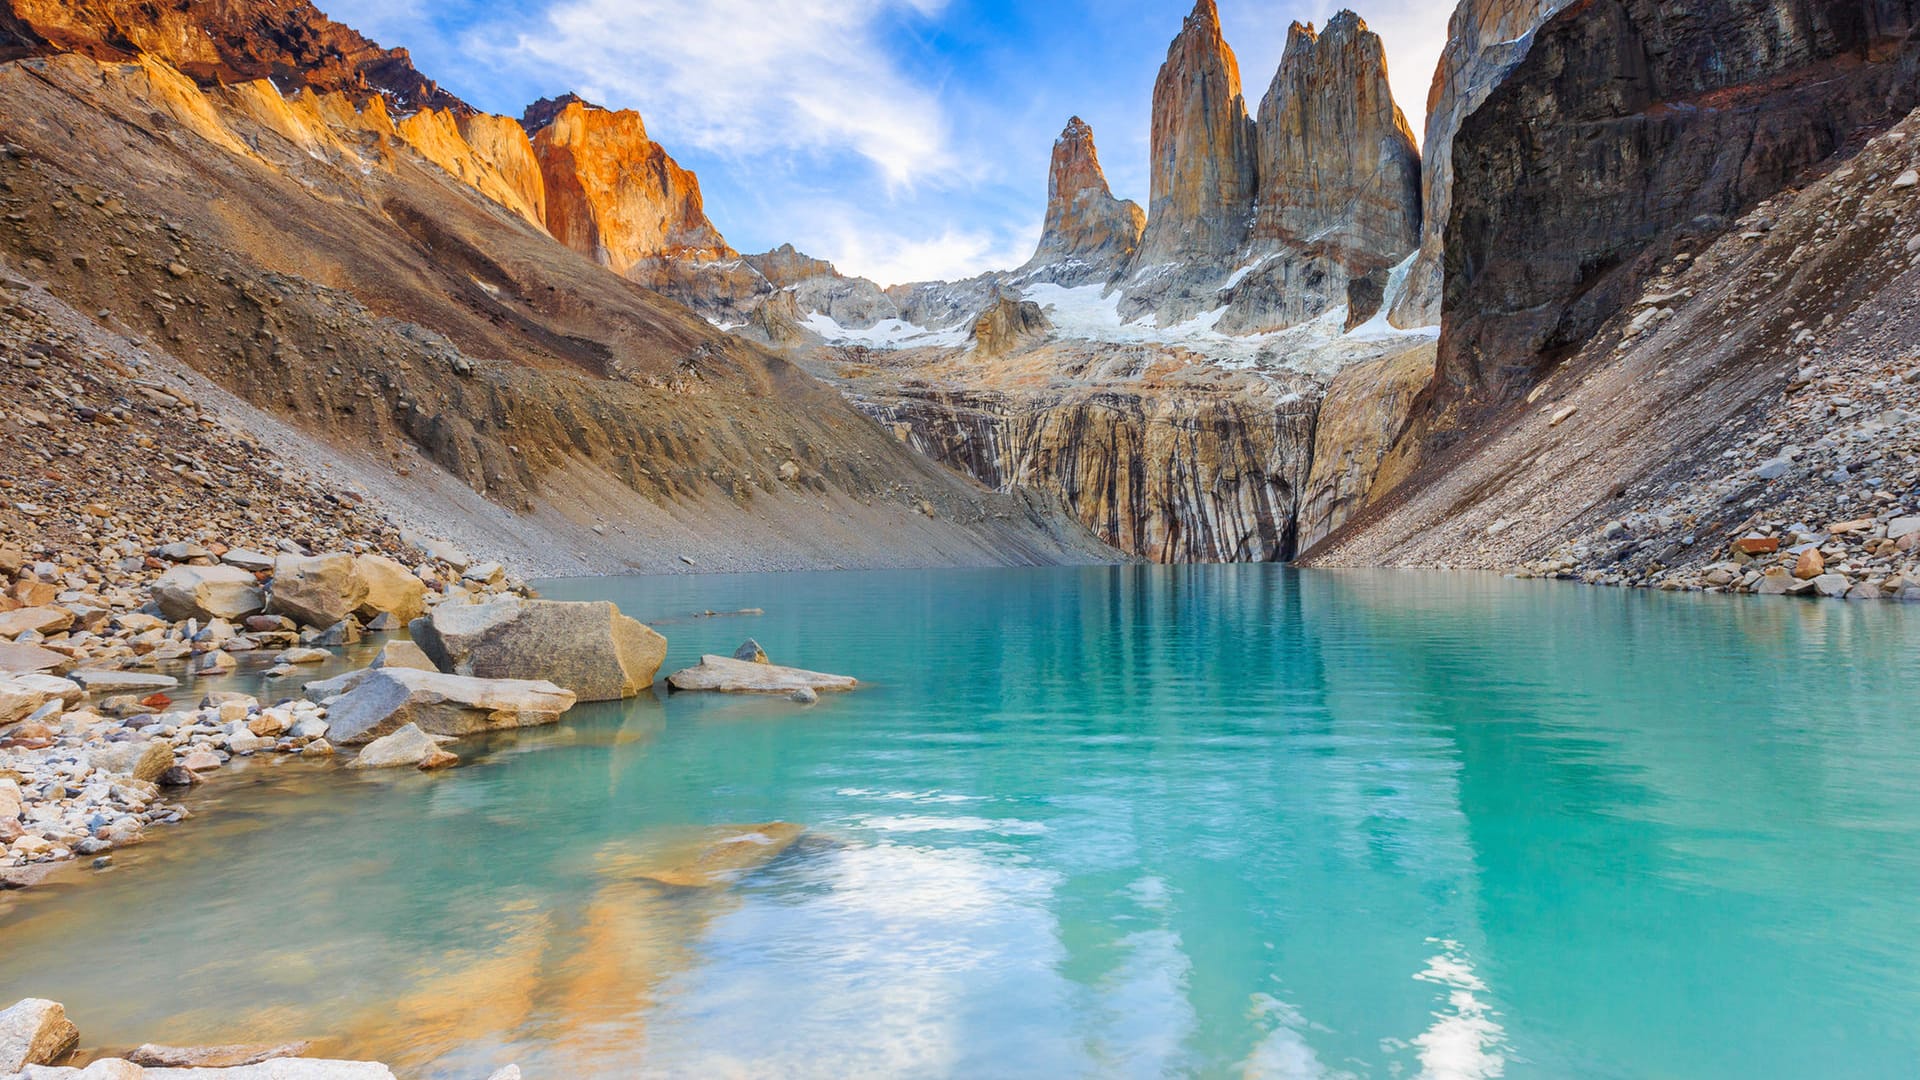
[0,997,79,1071]
[667,655,856,695]
[351,555,427,623]
[321,668,576,744]
[268,553,367,629]
[152,564,264,622]
[409,599,666,701]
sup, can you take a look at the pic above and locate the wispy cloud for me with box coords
[493,0,955,189]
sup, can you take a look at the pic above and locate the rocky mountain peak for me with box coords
[1020,115,1145,286]
[1128,0,1259,274]
[1251,6,1420,264]
[521,93,628,137]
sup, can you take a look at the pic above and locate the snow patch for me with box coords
[802,312,970,349]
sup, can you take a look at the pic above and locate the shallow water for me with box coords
[4,566,1920,1078]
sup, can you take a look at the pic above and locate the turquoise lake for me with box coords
[3,566,1919,1078]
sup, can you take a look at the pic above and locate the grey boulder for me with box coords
[321,668,576,745]
[410,599,665,702]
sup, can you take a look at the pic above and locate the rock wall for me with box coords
[1387,0,1562,329]
[1019,116,1145,286]
[1296,341,1436,549]
[1435,0,1920,403]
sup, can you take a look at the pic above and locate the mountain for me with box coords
[1306,0,1920,592]
[0,0,1115,573]
[1017,117,1145,286]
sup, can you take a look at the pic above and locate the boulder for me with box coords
[370,640,437,671]
[352,555,427,623]
[0,997,80,1071]
[152,565,264,622]
[350,722,445,769]
[732,639,769,664]
[268,553,367,629]
[322,669,577,745]
[220,548,278,573]
[0,607,74,639]
[92,741,175,783]
[302,669,374,702]
[667,655,857,695]
[410,599,665,701]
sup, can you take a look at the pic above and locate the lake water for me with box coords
[3,566,1919,1079]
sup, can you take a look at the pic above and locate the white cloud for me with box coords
[498,0,955,188]
[804,216,1040,287]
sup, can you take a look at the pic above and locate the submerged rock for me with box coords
[624,823,808,888]
[666,655,856,695]
[409,599,666,701]
[322,668,576,744]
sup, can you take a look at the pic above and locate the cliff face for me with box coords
[523,94,735,275]
[1123,0,1258,317]
[1217,10,1421,333]
[0,0,460,110]
[832,342,1322,563]
[1019,117,1145,285]
[1435,0,1920,404]
[1387,0,1563,329]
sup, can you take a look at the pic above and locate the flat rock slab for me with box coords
[128,1042,313,1068]
[0,643,74,677]
[667,655,856,695]
[70,671,180,693]
[19,1060,397,1078]
[322,668,577,745]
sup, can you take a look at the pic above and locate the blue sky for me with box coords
[318,0,1452,286]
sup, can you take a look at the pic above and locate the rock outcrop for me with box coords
[1296,341,1436,549]
[1123,0,1259,318]
[409,599,666,701]
[1215,12,1421,334]
[523,94,735,276]
[1434,0,1920,404]
[969,295,1051,357]
[0,997,77,1072]
[1018,117,1145,285]
[1387,0,1564,328]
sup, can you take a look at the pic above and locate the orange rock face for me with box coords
[523,94,735,277]
[1131,0,1258,271]
[1021,117,1144,285]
